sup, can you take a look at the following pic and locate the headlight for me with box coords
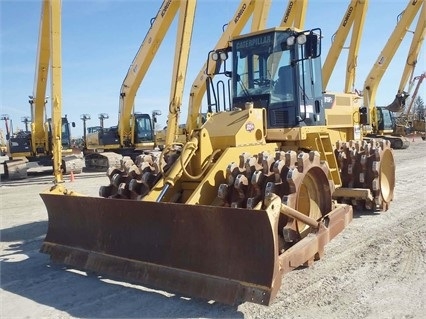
[286,35,295,46]
[297,34,307,45]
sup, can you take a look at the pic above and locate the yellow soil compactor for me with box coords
[40,19,395,306]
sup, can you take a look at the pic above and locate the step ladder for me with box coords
[314,133,341,188]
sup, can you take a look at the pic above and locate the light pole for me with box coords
[80,114,91,144]
[0,114,10,139]
[98,113,109,129]
[151,110,162,131]
[21,116,31,132]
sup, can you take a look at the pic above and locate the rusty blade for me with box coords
[40,193,281,305]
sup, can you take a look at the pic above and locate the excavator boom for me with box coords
[397,2,426,95]
[118,0,181,146]
[32,0,51,152]
[164,1,196,146]
[322,0,368,92]
[363,0,423,116]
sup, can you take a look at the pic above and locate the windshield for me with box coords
[135,116,153,141]
[233,31,295,104]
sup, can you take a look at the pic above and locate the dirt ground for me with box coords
[1,137,425,319]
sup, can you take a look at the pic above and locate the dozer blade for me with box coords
[40,193,282,305]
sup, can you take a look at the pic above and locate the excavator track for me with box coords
[84,152,123,172]
[3,157,29,180]
[62,155,84,175]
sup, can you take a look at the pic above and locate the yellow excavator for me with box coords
[361,0,424,149]
[394,72,426,139]
[84,0,196,171]
[392,1,426,140]
[3,0,83,180]
[40,1,396,306]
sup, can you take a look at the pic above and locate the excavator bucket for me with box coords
[385,92,408,113]
[40,192,281,305]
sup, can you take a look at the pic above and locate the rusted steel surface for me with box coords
[278,203,353,274]
[40,193,280,305]
[40,193,353,305]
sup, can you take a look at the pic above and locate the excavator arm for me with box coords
[31,0,51,155]
[163,1,196,146]
[397,2,425,96]
[49,0,63,183]
[279,0,308,29]
[363,0,423,127]
[322,0,368,92]
[118,0,182,146]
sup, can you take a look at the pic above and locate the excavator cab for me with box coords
[376,107,395,133]
[46,116,75,152]
[133,112,155,143]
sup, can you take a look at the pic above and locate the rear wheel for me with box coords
[336,139,395,211]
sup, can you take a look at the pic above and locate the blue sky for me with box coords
[1,0,425,137]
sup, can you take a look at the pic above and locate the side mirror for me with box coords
[304,33,320,59]
[72,122,76,128]
[359,106,368,125]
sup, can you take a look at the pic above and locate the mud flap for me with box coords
[40,193,282,305]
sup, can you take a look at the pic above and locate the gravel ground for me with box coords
[1,136,425,319]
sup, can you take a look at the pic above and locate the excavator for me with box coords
[361,0,424,149]
[7,0,71,185]
[394,72,426,139]
[40,0,397,306]
[391,1,426,141]
[3,0,83,180]
[84,0,196,171]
